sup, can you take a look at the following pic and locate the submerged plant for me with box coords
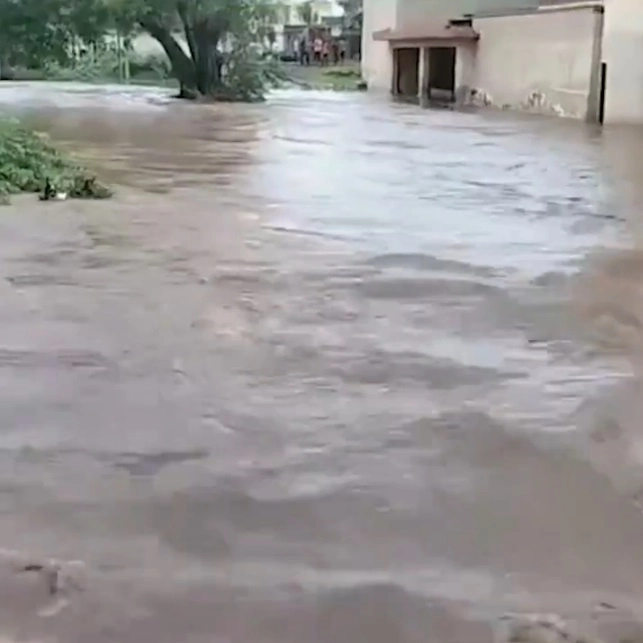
[0,119,112,203]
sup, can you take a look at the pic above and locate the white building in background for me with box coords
[272,0,346,53]
[279,0,345,25]
[131,0,346,60]
[361,0,643,125]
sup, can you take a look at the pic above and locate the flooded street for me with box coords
[1,82,643,641]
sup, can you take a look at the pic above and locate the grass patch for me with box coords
[321,67,365,91]
[322,68,360,78]
[0,118,112,204]
[283,63,365,91]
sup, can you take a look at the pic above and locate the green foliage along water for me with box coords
[0,0,285,103]
[0,0,362,102]
[0,119,112,203]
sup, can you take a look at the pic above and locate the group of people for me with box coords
[298,36,345,66]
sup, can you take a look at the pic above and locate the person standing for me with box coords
[298,37,309,65]
[321,39,330,66]
[332,40,339,65]
[313,36,322,65]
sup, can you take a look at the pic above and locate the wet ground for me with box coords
[1,82,643,641]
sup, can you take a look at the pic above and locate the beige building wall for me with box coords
[602,0,643,124]
[472,6,600,118]
[361,1,601,117]
[455,43,477,95]
[361,0,397,91]
[395,0,539,30]
[362,0,637,122]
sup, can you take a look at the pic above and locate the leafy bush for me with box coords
[41,49,171,84]
[1,67,48,81]
[44,49,120,81]
[0,118,111,203]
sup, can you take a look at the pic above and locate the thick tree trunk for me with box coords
[0,52,12,81]
[193,21,223,96]
[141,17,225,100]
[177,1,199,66]
[139,19,197,97]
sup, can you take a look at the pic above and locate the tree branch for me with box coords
[139,18,196,92]
[177,0,198,64]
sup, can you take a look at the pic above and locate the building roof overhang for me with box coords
[373,23,479,45]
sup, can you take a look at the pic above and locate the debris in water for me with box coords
[40,175,111,201]
[38,177,65,202]
[18,557,85,597]
[500,613,595,643]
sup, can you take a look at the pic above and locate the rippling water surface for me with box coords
[1,82,643,642]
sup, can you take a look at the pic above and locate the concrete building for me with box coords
[361,0,643,124]
[602,0,643,123]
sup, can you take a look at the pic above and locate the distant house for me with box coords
[361,0,643,125]
[274,0,346,54]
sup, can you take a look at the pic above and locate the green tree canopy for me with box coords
[0,0,79,68]
[109,0,279,100]
[0,0,279,101]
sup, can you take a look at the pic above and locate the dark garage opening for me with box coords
[395,47,419,98]
[428,46,456,102]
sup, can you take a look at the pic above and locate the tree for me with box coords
[339,0,361,29]
[0,0,117,75]
[296,0,314,25]
[266,26,276,51]
[338,0,360,17]
[109,0,278,101]
[0,0,276,102]
[0,0,71,71]
[65,0,114,45]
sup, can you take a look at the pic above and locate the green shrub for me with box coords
[41,50,171,84]
[0,118,111,203]
[43,49,119,81]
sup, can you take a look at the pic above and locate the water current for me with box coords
[0,82,641,642]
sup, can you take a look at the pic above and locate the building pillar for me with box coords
[602,0,643,123]
[391,47,399,95]
[586,5,605,123]
[418,47,430,105]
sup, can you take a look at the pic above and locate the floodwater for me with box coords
[1,82,643,642]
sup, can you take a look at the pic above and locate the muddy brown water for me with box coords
[1,82,643,642]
